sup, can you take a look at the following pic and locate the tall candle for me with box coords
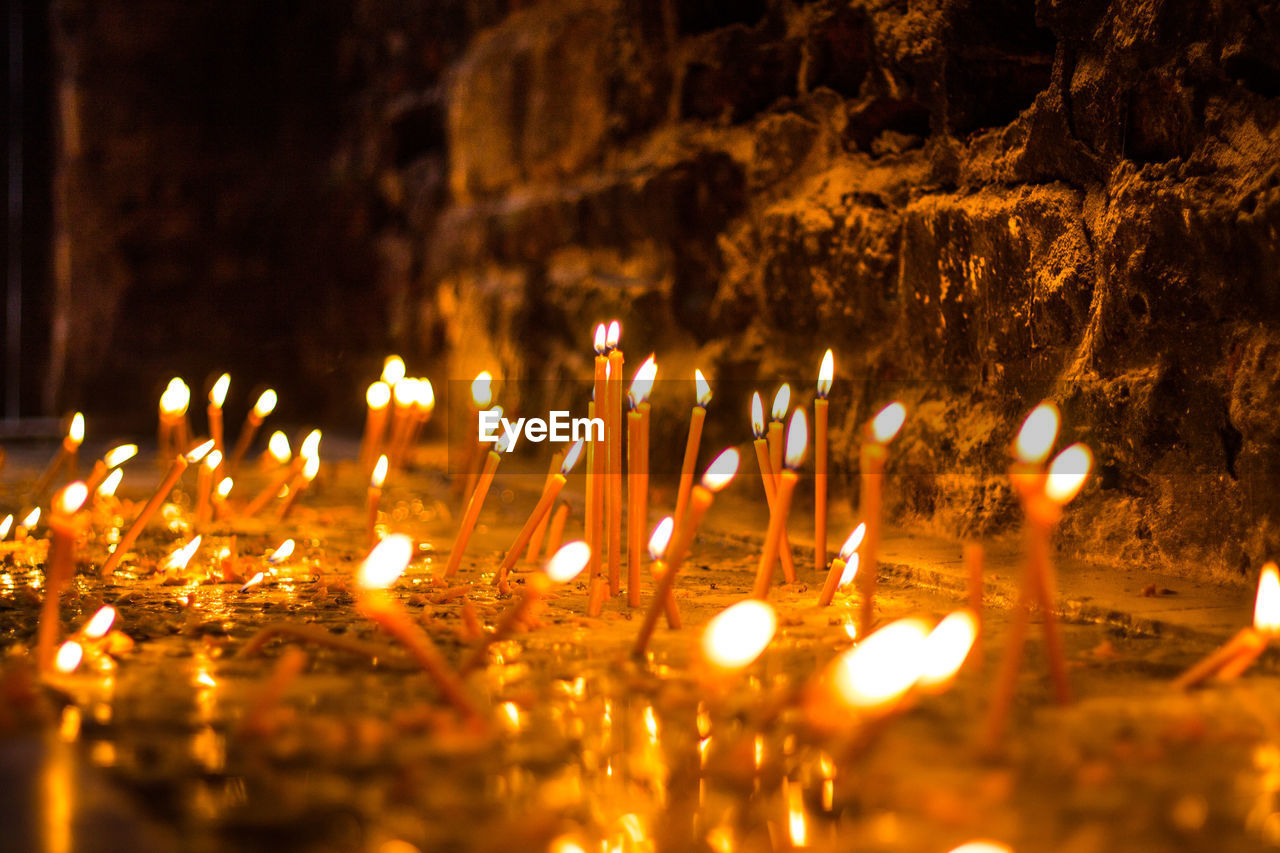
[525,448,568,566]
[207,373,230,479]
[387,377,420,471]
[815,349,833,574]
[856,402,906,636]
[767,384,790,479]
[227,389,277,475]
[752,409,807,599]
[646,516,682,628]
[606,320,624,598]
[1176,563,1280,687]
[496,440,585,590]
[405,378,435,465]
[158,378,190,460]
[749,393,798,582]
[588,325,608,597]
[38,482,88,671]
[817,523,865,607]
[212,477,233,521]
[359,381,392,472]
[626,355,656,606]
[366,455,389,547]
[672,369,712,545]
[277,453,320,521]
[445,435,510,577]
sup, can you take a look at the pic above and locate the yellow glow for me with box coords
[252,389,277,419]
[701,600,777,670]
[784,409,808,469]
[648,517,674,561]
[946,843,1013,853]
[267,431,291,463]
[103,444,138,468]
[629,355,657,406]
[67,413,84,445]
[357,533,414,590]
[240,571,264,592]
[209,373,230,407]
[22,507,41,528]
[215,477,233,499]
[203,450,222,471]
[838,554,860,588]
[0,515,12,539]
[817,349,834,398]
[366,381,391,409]
[751,392,765,438]
[1045,443,1091,504]
[372,455,389,488]
[829,617,930,710]
[917,610,978,689]
[499,701,521,730]
[54,641,83,673]
[561,439,586,474]
[549,836,586,853]
[186,439,215,463]
[56,482,88,515]
[98,469,123,497]
[1015,402,1059,464]
[381,355,406,386]
[593,323,607,354]
[165,536,203,572]
[788,785,808,848]
[838,523,866,561]
[695,369,712,406]
[416,378,435,412]
[1255,563,1280,634]
[195,671,217,688]
[82,606,116,640]
[471,372,493,408]
[606,320,621,349]
[269,539,296,563]
[394,377,419,407]
[300,429,322,460]
[159,378,190,416]
[771,384,790,420]
[545,541,590,583]
[701,448,740,492]
[301,455,320,481]
[870,401,907,444]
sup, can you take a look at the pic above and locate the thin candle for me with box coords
[1176,562,1280,687]
[815,349,833,574]
[459,372,493,497]
[261,430,291,470]
[387,378,420,470]
[207,373,230,478]
[195,450,222,525]
[212,477,233,521]
[856,401,907,636]
[83,443,137,495]
[244,429,318,518]
[38,481,88,671]
[672,369,712,543]
[227,389,277,475]
[277,453,320,521]
[381,354,406,387]
[366,455,389,546]
[35,412,84,495]
[496,440,585,590]
[646,516,681,628]
[605,320,624,598]
[445,434,511,576]
[158,378,191,459]
[752,409,807,599]
[587,324,608,598]
[405,378,435,463]
[525,448,568,566]
[768,384,790,478]
[749,392,798,582]
[817,523,865,606]
[359,380,392,472]
[626,355,656,606]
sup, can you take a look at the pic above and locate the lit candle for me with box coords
[243,429,319,518]
[805,617,931,731]
[459,372,493,497]
[207,373,230,478]
[605,321,624,598]
[645,517,681,628]
[817,523,865,606]
[633,448,739,658]
[37,481,88,671]
[752,410,807,598]
[35,412,84,495]
[543,501,570,559]
[496,440,585,590]
[212,477,233,521]
[626,355,657,606]
[158,378,191,459]
[227,389,277,475]
[463,541,590,673]
[261,430,291,470]
[366,455,389,546]
[355,534,482,723]
[194,450,222,525]
[700,599,777,677]
[1175,562,1280,688]
[276,453,320,521]
[405,377,435,464]
[524,448,568,567]
[856,402,907,636]
[15,507,39,540]
[768,384,790,478]
[815,349,833,574]
[672,369,712,545]
[387,377,420,471]
[445,433,512,577]
[359,380,392,472]
[83,443,137,495]
[94,469,123,509]
[916,609,979,693]
[381,354,406,387]
[588,326,608,596]
[749,392,798,582]
[101,440,213,577]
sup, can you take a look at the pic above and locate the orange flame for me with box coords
[82,606,116,639]
[648,517,674,561]
[838,523,866,561]
[394,377,419,408]
[629,356,657,407]
[828,617,930,711]
[268,539,295,563]
[561,439,586,474]
[870,402,907,444]
[366,381,391,410]
[98,469,123,497]
[838,554,860,588]
[471,372,493,408]
[299,429,321,460]
[1045,443,1091,504]
[545,541,591,583]
[215,477,233,499]
[701,600,777,670]
[606,320,621,349]
[209,373,230,407]
[695,369,712,407]
[1255,562,1280,634]
[203,450,222,471]
[186,439,215,463]
[301,454,320,482]
[817,349,834,398]
[239,571,264,592]
[751,392,765,438]
[593,323,607,355]
[701,448,740,492]
[67,413,85,445]
[56,482,89,515]
[917,610,978,690]
[946,843,1013,853]
[103,444,138,468]
[159,378,190,416]
[1015,402,1059,464]
[54,641,83,674]
[0,515,12,539]
[357,533,414,590]
[21,508,40,528]
[771,384,790,421]
[381,355,406,386]
[785,409,808,469]
[372,455,389,488]
[252,389,277,419]
[165,536,203,572]
[416,378,435,412]
[267,431,291,464]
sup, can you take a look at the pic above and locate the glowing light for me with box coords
[817,349,834,398]
[103,444,138,468]
[160,378,190,416]
[695,369,712,406]
[215,477,233,499]
[394,377,419,408]
[500,701,521,730]
[184,440,214,463]
[22,508,40,528]
[828,617,931,711]
[0,515,11,539]
[381,355,406,386]
[267,431,291,463]
[268,539,295,563]
[1015,402,1059,464]
[1255,563,1280,634]
[545,541,590,583]
[55,482,89,515]
[203,450,222,472]
[593,324,607,354]
[648,517,674,561]
[771,384,790,421]
[917,610,979,689]
[629,356,657,407]
[54,641,83,673]
[784,409,808,469]
[98,469,123,497]
[67,413,85,445]
[471,372,493,408]
[366,381,391,410]
[252,389,277,419]
[838,523,866,561]
[550,837,586,853]
[787,785,808,848]
[301,454,320,482]
[561,439,586,474]
[870,401,907,444]
[372,455,389,488]
[357,534,414,590]
[299,429,322,460]
[209,373,230,407]
[165,536,203,572]
[239,572,264,592]
[195,672,217,688]
[82,606,116,639]
[1045,443,1091,504]
[416,378,435,412]
[838,554,860,588]
[701,448,740,492]
[606,320,621,349]
[701,600,777,670]
[751,392,765,438]
[946,843,1013,853]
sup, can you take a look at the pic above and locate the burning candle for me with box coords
[626,355,656,606]
[406,377,435,463]
[459,372,494,496]
[95,469,123,507]
[544,501,570,559]
[101,440,213,577]
[207,373,230,476]
[53,641,83,674]
[588,326,607,595]
[701,599,777,674]
[672,369,712,544]
[277,453,320,521]
[496,440,585,590]
[162,535,202,577]
[633,448,739,658]
[359,380,392,472]
[463,541,590,673]
[35,412,85,495]
[0,515,12,540]
[752,409,808,599]
[194,450,222,525]
[856,401,907,636]
[605,321,624,598]
[262,430,291,470]
[815,349,833,574]
[768,384,790,477]
[445,433,512,577]
[37,481,88,671]
[83,443,138,495]
[817,523,865,607]
[387,377,420,470]
[227,389,277,474]
[524,448,568,567]
[749,392,798,583]
[366,455,389,547]
[212,477,233,521]
[17,507,40,539]
[646,517,681,628]
[916,609,979,693]
[158,378,191,458]
[1175,562,1280,688]
[381,354,406,387]
[244,429,319,518]
[806,617,931,731]
[355,534,482,723]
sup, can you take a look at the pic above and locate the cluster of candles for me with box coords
[8,326,1279,853]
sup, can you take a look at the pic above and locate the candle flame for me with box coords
[771,384,790,420]
[186,439,215,463]
[209,373,230,407]
[357,533,414,590]
[562,439,586,474]
[372,455,389,487]
[695,369,712,407]
[67,412,85,445]
[195,672,217,688]
[103,444,138,468]
[0,515,12,539]
[300,429,322,460]
[817,349,834,398]
[99,469,123,497]
[870,401,907,444]
[648,517,674,561]
[381,355,406,386]
[838,523,866,561]
[22,508,40,528]
[606,320,621,349]
[751,392,765,438]
[165,536,203,572]
[495,426,514,454]
[701,448,740,492]
[828,617,930,711]
[301,454,320,482]
[629,356,657,407]
[268,539,295,563]
[701,600,777,670]
[838,553,860,588]
[1255,563,1280,633]
[917,610,978,689]
[56,482,89,515]
[239,571,264,592]
[203,450,222,471]
[1045,443,1091,504]
[416,378,435,412]
[54,641,83,674]
[394,377,419,407]
[215,477,233,499]
[545,540,591,583]
[787,785,808,848]
[366,381,391,409]
[593,323,607,355]
[471,372,493,408]
[82,606,116,639]
[252,389,277,419]
[160,378,190,416]
[946,843,1013,853]
[1015,402,1059,464]
[267,431,291,464]
[784,409,808,469]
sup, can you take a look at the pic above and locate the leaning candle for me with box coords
[752,409,807,599]
[387,377,420,470]
[276,453,320,521]
[646,517,682,628]
[355,534,482,723]
[672,369,712,543]
[543,501,570,559]
[212,477,233,521]
[606,320,624,598]
[35,412,84,495]
[101,440,213,577]
[207,373,230,477]
[359,380,392,472]
[633,448,739,658]
[243,429,318,518]
[158,378,191,459]
[749,392,798,583]
[701,599,777,678]
[445,434,511,577]
[496,440,585,589]
[1175,562,1280,688]
[815,349,833,574]
[38,481,88,671]
[194,450,222,525]
[260,430,291,470]
[856,401,907,636]
[767,384,790,478]
[463,541,590,673]
[817,523,865,607]
[524,449,568,567]
[227,388,277,474]
[405,377,435,463]
[625,355,656,606]
[83,443,138,495]
[366,455,389,547]
[458,372,493,497]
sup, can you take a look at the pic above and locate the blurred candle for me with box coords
[749,392,798,583]
[817,523,865,607]
[752,410,807,599]
[359,380,392,472]
[35,412,84,495]
[496,440,585,590]
[227,389,277,474]
[83,443,137,495]
[158,378,190,459]
[626,355,656,606]
[857,402,906,636]
[606,320,624,598]
[207,373,230,477]
[815,349,833,574]
[672,370,712,549]
[38,481,88,671]
[525,448,568,567]
[768,384,790,478]
[194,450,222,525]
[366,455,389,547]
[445,434,511,577]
